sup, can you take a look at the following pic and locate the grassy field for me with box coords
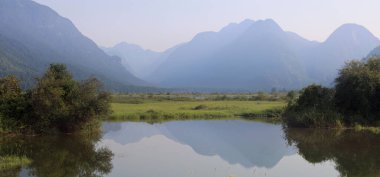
[110,98,286,122]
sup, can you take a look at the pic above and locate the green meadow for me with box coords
[109,94,286,122]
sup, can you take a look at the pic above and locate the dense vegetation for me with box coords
[0,64,111,134]
[284,56,380,128]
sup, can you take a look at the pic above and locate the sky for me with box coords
[32,0,380,52]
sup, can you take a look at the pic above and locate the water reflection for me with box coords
[284,128,380,177]
[102,120,295,168]
[0,132,113,177]
[101,120,338,177]
[2,120,379,177]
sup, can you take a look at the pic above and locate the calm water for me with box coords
[1,120,379,177]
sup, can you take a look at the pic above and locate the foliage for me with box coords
[285,90,298,106]
[0,64,111,134]
[0,76,29,132]
[283,85,343,128]
[284,57,380,128]
[335,57,380,124]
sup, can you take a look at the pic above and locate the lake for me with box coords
[1,119,379,177]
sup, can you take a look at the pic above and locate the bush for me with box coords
[283,85,343,128]
[0,64,111,134]
[335,57,380,124]
[0,76,29,132]
[283,108,343,128]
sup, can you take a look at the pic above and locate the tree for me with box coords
[283,85,342,128]
[0,64,111,134]
[30,64,78,132]
[296,85,335,111]
[335,57,380,124]
[0,76,29,131]
[285,90,298,106]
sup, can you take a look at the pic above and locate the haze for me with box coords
[32,0,380,52]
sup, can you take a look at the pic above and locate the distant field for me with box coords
[109,99,286,122]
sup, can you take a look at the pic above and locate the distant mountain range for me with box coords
[0,0,147,91]
[1,0,379,91]
[102,42,178,79]
[108,20,380,91]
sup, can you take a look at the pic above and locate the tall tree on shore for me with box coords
[335,57,380,123]
[0,64,111,134]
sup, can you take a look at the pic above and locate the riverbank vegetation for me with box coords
[109,94,286,122]
[0,64,111,134]
[283,56,380,129]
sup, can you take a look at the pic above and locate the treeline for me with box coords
[0,64,110,134]
[283,56,380,128]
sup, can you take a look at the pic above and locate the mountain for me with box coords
[103,42,163,79]
[0,0,146,90]
[369,45,380,56]
[306,24,380,85]
[148,19,313,90]
[147,20,380,91]
[3,0,377,92]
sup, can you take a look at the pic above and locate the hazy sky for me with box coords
[33,0,380,52]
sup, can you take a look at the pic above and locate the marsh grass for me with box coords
[109,100,285,121]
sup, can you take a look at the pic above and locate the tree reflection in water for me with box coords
[0,132,113,177]
[284,128,380,177]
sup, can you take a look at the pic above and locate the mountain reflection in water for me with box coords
[101,120,339,177]
[1,120,379,177]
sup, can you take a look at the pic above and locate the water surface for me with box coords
[1,119,379,177]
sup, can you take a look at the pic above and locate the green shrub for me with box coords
[283,85,343,128]
[283,108,343,128]
[335,57,380,124]
[0,64,111,134]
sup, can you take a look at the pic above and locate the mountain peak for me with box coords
[325,23,379,44]
[250,19,282,31]
[255,19,279,26]
[241,18,284,36]
[336,23,369,31]
[240,19,255,25]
